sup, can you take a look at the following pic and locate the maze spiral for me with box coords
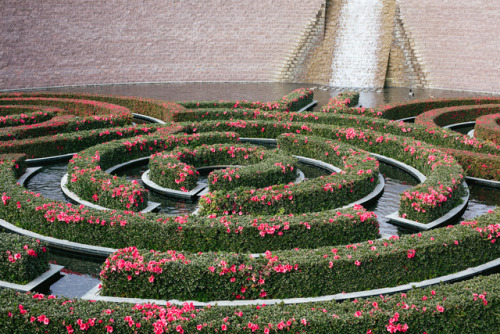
[0,90,498,332]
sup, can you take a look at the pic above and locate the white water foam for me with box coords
[330,0,383,89]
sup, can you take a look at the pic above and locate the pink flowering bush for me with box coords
[0,233,49,284]
[149,143,298,192]
[0,154,378,252]
[475,113,500,144]
[2,273,498,333]
[414,104,500,128]
[100,209,499,301]
[199,133,379,216]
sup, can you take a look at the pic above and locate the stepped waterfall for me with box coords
[330,0,383,89]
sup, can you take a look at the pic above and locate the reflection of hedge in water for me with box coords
[1,274,498,333]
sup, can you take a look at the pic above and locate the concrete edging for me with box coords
[81,258,500,307]
[132,113,166,124]
[0,218,116,257]
[296,100,318,113]
[387,182,470,231]
[0,264,64,292]
[26,153,76,166]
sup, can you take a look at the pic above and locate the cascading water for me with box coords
[330,0,383,89]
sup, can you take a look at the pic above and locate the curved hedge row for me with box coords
[199,133,379,216]
[149,144,298,192]
[67,132,241,211]
[1,273,498,333]
[0,153,379,253]
[0,232,49,285]
[181,120,465,222]
[415,104,500,128]
[475,113,500,144]
[100,209,499,301]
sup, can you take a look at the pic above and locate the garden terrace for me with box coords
[0,89,498,332]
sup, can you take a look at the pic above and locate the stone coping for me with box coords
[17,166,43,186]
[387,182,470,231]
[395,116,416,123]
[142,170,207,199]
[60,173,160,213]
[370,152,426,183]
[26,153,76,166]
[467,129,475,138]
[105,156,150,174]
[81,258,500,308]
[0,264,64,293]
[442,121,476,130]
[0,218,116,258]
[296,100,317,113]
[341,173,385,209]
[132,113,166,124]
[465,175,500,189]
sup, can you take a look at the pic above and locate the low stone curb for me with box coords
[442,121,476,130]
[387,182,470,231]
[26,153,76,166]
[17,166,43,186]
[0,218,116,258]
[81,258,500,308]
[0,264,64,293]
[142,170,206,199]
[132,113,166,124]
[60,174,160,213]
[296,100,317,113]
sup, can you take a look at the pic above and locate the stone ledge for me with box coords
[0,264,64,293]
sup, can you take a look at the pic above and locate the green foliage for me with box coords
[0,233,49,284]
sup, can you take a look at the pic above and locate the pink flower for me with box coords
[354,260,361,266]
[436,305,444,312]
[149,275,154,283]
[301,318,307,325]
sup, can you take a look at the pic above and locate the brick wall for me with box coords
[0,0,323,90]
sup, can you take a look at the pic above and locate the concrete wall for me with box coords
[1,0,499,93]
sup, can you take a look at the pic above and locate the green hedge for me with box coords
[415,104,500,128]
[0,108,56,129]
[376,96,500,120]
[149,144,298,192]
[198,133,379,216]
[100,209,499,301]
[182,120,466,222]
[1,273,498,333]
[177,87,313,113]
[67,132,240,210]
[0,91,186,122]
[0,233,49,285]
[0,154,378,252]
[475,113,500,144]
[0,124,159,159]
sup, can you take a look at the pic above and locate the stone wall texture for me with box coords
[1,0,499,93]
